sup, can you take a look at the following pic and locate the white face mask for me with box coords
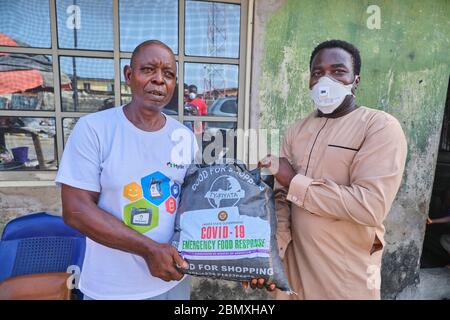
[189,92,197,100]
[310,76,356,114]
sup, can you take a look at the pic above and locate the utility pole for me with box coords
[204,3,227,100]
[71,0,79,111]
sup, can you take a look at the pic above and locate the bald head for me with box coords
[130,40,174,67]
[123,40,177,112]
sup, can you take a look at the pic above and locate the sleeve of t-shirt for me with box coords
[55,117,102,192]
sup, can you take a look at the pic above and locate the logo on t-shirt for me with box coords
[150,178,163,198]
[131,208,152,226]
[141,172,170,206]
[171,183,180,198]
[124,198,158,234]
[165,196,177,214]
[166,162,185,169]
[123,171,177,234]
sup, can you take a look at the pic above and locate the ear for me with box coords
[352,75,360,94]
[124,65,132,85]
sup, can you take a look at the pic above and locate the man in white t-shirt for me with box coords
[56,40,198,300]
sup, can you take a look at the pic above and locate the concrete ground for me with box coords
[397,268,450,300]
[190,268,450,300]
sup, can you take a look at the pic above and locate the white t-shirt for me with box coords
[55,106,198,300]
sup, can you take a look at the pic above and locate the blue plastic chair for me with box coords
[0,212,86,283]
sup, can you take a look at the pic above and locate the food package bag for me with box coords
[171,161,292,293]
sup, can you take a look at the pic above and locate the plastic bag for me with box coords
[172,161,292,293]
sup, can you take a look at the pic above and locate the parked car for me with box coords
[202,97,237,161]
[208,96,237,117]
[204,97,237,136]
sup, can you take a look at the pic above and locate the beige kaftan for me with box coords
[274,107,407,300]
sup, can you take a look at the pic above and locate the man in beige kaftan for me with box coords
[261,40,407,300]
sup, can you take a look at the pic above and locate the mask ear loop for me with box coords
[350,75,360,96]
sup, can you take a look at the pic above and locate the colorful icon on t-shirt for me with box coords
[131,208,152,226]
[123,182,142,201]
[123,199,159,234]
[171,183,180,198]
[165,196,177,214]
[141,171,170,206]
[150,178,163,198]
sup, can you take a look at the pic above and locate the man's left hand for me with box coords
[242,278,276,291]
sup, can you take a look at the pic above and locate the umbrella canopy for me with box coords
[0,32,71,94]
[0,70,43,94]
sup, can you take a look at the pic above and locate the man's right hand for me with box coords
[61,185,189,283]
[259,155,296,188]
[143,243,188,282]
